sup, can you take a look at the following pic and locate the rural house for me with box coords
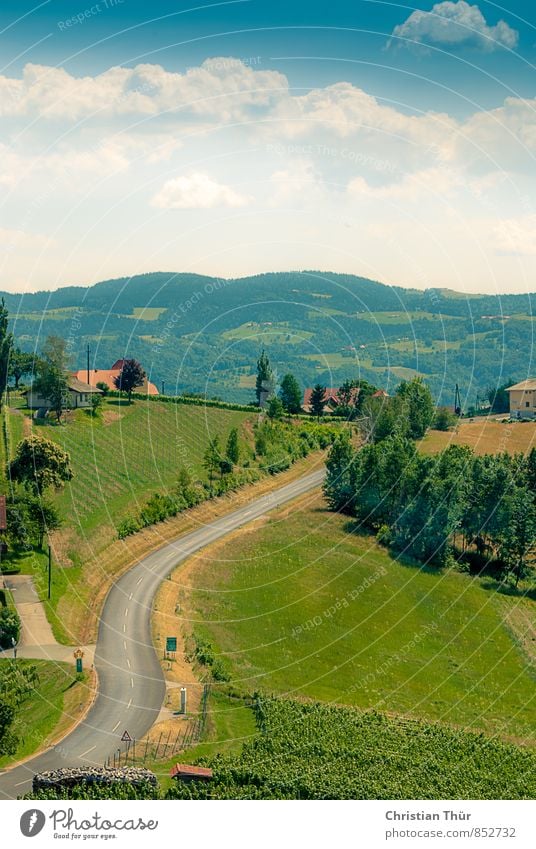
[73,359,159,396]
[506,379,536,419]
[302,387,345,413]
[25,376,102,411]
[302,386,389,412]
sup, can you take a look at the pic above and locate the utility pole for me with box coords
[48,544,52,600]
[87,343,90,385]
[161,380,165,395]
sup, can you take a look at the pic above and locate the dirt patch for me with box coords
[102,410,123,425]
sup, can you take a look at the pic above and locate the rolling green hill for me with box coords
[183,495,536,743]
[5,270,534,406]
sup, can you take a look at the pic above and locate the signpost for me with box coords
[165,636,177,657]
[121,730,132,743]
[73,648,84,673]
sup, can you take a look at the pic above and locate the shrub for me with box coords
[117,516,141,539]
[0,606,20,648]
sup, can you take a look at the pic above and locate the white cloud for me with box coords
[0,58,287,122]
[151,172,250,209]
[347,167,460,202]
[390,1,518,52]
[493,215,536,255]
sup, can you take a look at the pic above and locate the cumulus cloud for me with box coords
[0,58,287,122]
[493,215,536,255]
[151,172,250,209]
[390,1,518,52]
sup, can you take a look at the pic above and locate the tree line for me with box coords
[325,428,536,584]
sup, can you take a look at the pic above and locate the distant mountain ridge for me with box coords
[3,270,535,405]
[2,270,532,316]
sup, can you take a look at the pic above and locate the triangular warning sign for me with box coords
[121,730,132,742]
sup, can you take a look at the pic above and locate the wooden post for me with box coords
[47,545,52,600]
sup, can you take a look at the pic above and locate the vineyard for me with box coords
[167,697,536,800]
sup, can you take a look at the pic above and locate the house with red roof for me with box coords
[73,359,159,397]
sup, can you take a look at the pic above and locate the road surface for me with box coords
[0,468,324,799]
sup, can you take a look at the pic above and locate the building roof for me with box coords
[68,376,103,394]
[506,380,536,392]
[303,387,342,408]
[170,763,213,780]
[73,364,159,396]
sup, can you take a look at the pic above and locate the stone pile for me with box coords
[32,766,157,791]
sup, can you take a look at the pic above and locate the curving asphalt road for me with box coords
[0,468,324,799]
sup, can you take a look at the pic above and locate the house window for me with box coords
[526,401,530,407]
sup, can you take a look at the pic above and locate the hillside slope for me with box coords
[5,270,535,404]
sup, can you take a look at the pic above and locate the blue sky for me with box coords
[0,1,535,292]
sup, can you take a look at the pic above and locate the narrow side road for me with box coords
[0,468,324,799]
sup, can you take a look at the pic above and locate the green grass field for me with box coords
[223,322,313,344]
[130,307,167,320]
[185,498,536,743]
[19,398,251,537]
[0,660,81,769]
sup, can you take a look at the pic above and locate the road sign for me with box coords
[121,730,132,743]
[166,637,177,652]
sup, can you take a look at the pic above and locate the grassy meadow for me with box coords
[6,395,251,547]
[182,495,536,744]
[0,660,88,769]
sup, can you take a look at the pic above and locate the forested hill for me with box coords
[4,270,535,405]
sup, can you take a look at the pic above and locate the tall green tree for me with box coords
[203,436,221,495]
[0,298,13,411]
[499,486,536,586]
[9,435,73,496]
[226,428,240,465]
[396,377,435,440]
[255,350,274,405]
[279,373,302,414]
[33,335,71,422]
[487,380,513,414]
[310,384,326,418]
[324,430,355,513]
[113,359,146,404]
[8,349,36,390]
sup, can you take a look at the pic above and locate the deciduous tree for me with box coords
[279,373,302,414]
[226,428,240,464]
[113,359,146,404]
[9,435,73,496]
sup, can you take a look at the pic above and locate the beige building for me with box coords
[25,377,102,411]
[506,379,536,419]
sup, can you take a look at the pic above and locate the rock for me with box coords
[32,766,157,792]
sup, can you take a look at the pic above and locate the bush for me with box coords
[0,606,20,648]
[117,516,141,539]
[433,407,457,431]
[193,634,231,682]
